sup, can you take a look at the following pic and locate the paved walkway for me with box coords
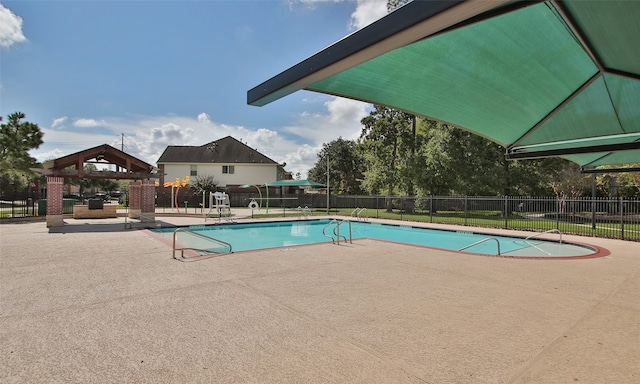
[1,214,638,383]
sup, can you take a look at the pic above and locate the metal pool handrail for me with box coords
[350,207,368,221]
[297,206,312,219]
[458,237,501,255]
[333,220,352,244]
[525,229,562,244]
[173,228,232,260]
[322,220,337,242]
[322,219,352,245]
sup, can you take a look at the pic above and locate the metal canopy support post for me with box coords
[592,174,597,230]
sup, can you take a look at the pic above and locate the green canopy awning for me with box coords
[265,179,326,188]
[248,0,640,171]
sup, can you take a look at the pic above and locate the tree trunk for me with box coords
[386,183,394,212]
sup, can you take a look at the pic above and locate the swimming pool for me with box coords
[151,219,601,258]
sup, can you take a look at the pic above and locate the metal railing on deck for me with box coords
[458,237,501,255]
[173,228,232,260]
[525,229,563,244]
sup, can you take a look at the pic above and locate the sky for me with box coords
[1,0,388,179]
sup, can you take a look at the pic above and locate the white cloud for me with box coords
[292,0,386,31]
[0,4,27,48]
[282,96,369,144]
[31,126,117,163]
[73,118,106,127]
[33,148,68,163]
[280,144,323,179]
[295,0,341,10]
[51,116,68,129]
[30,93,370,179]
[197,112,210,123]
[326,97,367,125]
[349,0,387,30]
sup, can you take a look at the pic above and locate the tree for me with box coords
[359,106,417,210]
[308,137,365,194]
[549,162,590,213]
[412,119,455,195]
[67,164,99,197]
[413,119,570,197]
[97,179,120,194]
[0,112,44,175]
[596,165,640,198]
[387,0,412,12]
[190,174,218,196]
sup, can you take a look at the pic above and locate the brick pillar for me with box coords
[46,176,64,227]
[157,164,165,187]
[140,180,156,223]
[128,181,142,219]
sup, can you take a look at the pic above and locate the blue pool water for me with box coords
[152,219,596,257]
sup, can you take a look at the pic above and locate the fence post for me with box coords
[429,195,433,223]
[504,196,508,229]
[464,196,468,226]
[620,197,624,240]
[556,197,560,230]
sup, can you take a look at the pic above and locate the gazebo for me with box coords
[35,144,157,227]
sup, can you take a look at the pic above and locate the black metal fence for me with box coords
[154,192,639,241]
[2,191,638,241]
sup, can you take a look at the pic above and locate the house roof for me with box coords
[248,0,640,171]
[157,136,279,165]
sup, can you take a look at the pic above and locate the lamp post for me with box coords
[326,154,330,214]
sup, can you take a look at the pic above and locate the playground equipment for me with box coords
[163,176,190,213]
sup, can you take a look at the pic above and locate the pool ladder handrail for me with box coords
[322,219,352,245]
[173,228,233,260]
[350,207,368,221]
[458,237,501,255]
[525,229,562,244]
[297,205,312,219]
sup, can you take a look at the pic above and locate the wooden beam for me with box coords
[33,169,157,180]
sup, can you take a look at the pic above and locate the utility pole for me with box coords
[121,133,125,152]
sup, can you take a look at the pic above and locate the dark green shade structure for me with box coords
[248,0,640,171]
[264,179,326,188]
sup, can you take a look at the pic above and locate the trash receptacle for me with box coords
[38,199,47,216]
[63,198,77,214]
[38,199,80,215]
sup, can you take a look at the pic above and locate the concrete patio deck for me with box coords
[1,214,638,383]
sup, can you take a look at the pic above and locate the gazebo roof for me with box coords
[37,144,156,180]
